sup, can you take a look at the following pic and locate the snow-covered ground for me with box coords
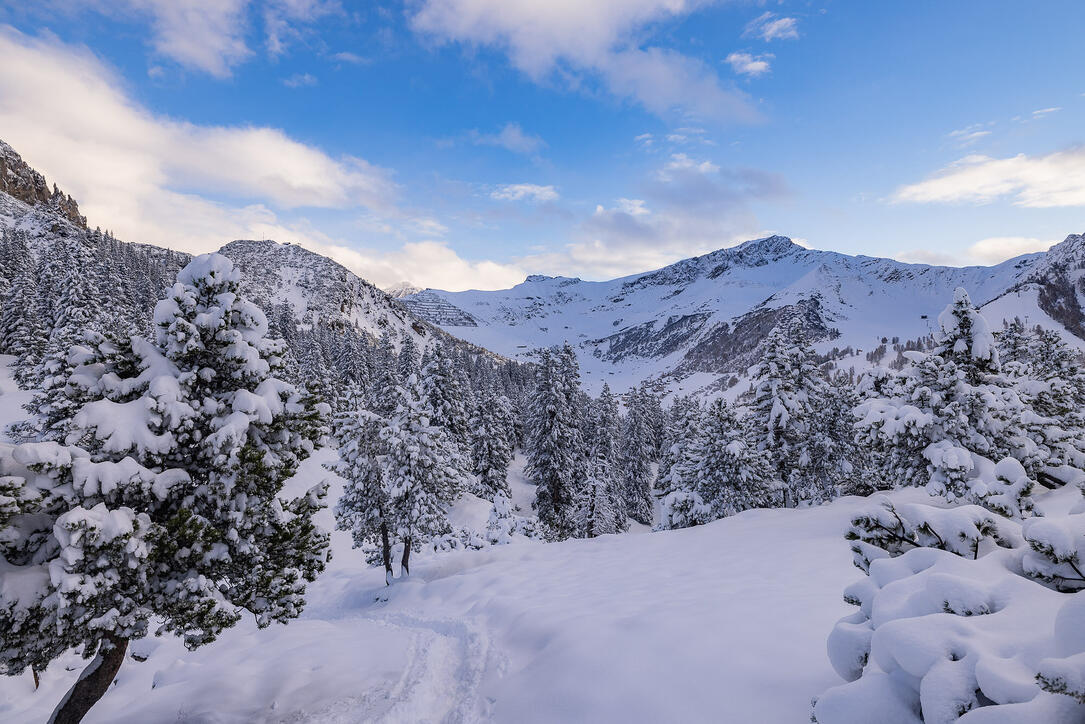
[0,430,906,723]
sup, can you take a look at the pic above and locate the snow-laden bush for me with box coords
[816,496,1085,723]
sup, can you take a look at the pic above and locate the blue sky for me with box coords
[1,1,1083,290]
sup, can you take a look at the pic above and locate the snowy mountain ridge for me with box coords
[400,233,1085,395]
[0,135,500,367]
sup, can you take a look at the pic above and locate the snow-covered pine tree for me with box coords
[656,396,707,530]
[381,372,470,575]
[470,389,516,498]
[421,342,472,455]
[0,234,45,385]
[789,371,861,504]
[655,395,702,503]
[24,239,101,441]
[332,407,395,583]
[996,317,1032,370]
[587,384,627,533]
[577,438,620,538]
[0,253,330,724]
[937,286,1000,385]
[692,398,773,518]
[576,384,625,536]
[396,333,420,383]
[747,321,823,507]
[368,331,400,417]
[525,345,586,540]
[620,385,656,525]
[855,288,1040,516]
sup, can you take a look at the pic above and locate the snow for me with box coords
[0,443,894,723]
[0,355,32,438]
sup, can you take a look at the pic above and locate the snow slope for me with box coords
[0,433,930,723]
[401,235,1085,395]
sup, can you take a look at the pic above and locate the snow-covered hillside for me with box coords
[401,235,1085,395]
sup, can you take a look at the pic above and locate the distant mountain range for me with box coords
[395,233,1085,395]
[3,135,1083,398]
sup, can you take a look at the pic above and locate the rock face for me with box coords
[0,140,86,229]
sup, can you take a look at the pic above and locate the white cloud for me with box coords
[282,72,317,87]
[966,236,1055,263]
[894,236,1056,267]
[725,51,772,77]
[0,27,398,216]
[893,249,962,266]
[491,184,560,202]
[331,50,368,64]
[744,12,799,42]
[309,239,527,291]
[410,0,758,121]
[469,123,546,155]
[947,123,992,147]
[56,0,251,77]
[263,0,341,57]
[660,153,719,177]
[1032,106,1062,119]
[893,148,1085,207]
[520,154,787,279]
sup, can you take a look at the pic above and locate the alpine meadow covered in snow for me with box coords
[4,2,1085,723]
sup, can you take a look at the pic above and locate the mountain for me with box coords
[400,234,1085,395]
[220,239,438,343]
[0,139,513,401]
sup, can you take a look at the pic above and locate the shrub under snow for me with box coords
[815,496,1085,723]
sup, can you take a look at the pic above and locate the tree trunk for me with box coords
[380,521,394,585]
[401,535,412,577]
[49,633,128,724]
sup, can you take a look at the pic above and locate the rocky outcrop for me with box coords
[0,139,86,229]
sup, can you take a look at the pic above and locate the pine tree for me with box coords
[747,321,823,507]
[421,342,472,455]
[656,395,702,503]
[620,385,656,525]
[577,384,625,536]
[0,236,44,385]
[692,398,772,517]
[789,371,861,504]
[381,373,469,575]
[525,345,586,539]
[470,390,516,498]
[368,331,399,417]
[25,240,101,441]
[856,288,1040,516]
[332,408,395,583]
[577,441,619,537]
[397,333,420,383]
[0,253,330,723]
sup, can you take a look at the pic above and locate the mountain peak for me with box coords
[386,281,424,298]
[0,138,86,229]
[733,235,800,256]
